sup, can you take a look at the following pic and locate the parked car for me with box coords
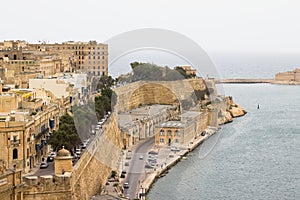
[40,162,49,169]
[123,182,129,189]
[47,156,54,162]
[75,149,81,156]
[49,152,56,157]
[139,155,144,160]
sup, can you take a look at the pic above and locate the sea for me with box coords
[147,55,300,200]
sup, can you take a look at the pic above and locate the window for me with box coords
[98,71,100,76]
[13,136,17,142]
[175,139,179,143]
[159,138,164,143]
[160,130,165,136]
[98,66,100,69]
[98,56,100,59]
[175,130,180,136]
[167,130,172,136]
[13,149,18,159]
[102,56,105,59]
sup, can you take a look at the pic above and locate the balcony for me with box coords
[11,139,21,147]
[35,127,49,140]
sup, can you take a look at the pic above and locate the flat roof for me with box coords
[180,111,200,118]
[157,120,185,128]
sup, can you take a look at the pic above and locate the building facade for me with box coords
[0,89,60,173]
[155,111,208,146]
[0,160,23,200]
[28,41,108,76]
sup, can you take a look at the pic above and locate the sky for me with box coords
[2,0,300,70]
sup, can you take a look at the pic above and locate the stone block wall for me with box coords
[114,78,209,113]
[23,174,72,200]
[70,114,123,200]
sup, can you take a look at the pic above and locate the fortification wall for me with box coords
[275,69,300,83]
[23,115,122,200]
[23,174,72,200]
[70,115,123,200]
[114,78,209,113]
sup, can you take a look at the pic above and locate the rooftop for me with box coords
[157,120,185,128]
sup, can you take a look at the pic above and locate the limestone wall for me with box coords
[275,69,300,82]
[114,78,209,113]
[70,114,123,200]
[23,174,72,200]
[23,115,122,200]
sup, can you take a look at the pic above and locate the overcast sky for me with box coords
[2,0,300,54]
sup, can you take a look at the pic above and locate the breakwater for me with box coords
[215,79,273,84]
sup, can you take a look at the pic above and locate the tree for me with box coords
[48,114,81,152]
[97,75,114,91]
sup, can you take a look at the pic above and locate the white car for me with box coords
[139,155,144,160]
[75,149,81,155]
[123,182,129,188]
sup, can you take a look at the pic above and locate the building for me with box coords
[0,40,108,90]
[0,160,23,200]
[28,41,108,76]
[155,111,208,146]
[275,68,300,82]
[175,65,197,78]
[0,89,60,173]
[118,105,178,149]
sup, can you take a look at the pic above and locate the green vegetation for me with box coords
[113,183,119,187]
[119,62,189,83]
[48,114,81,152]
[95,75,116,120]
[72,103,98,139]
[111,170,117,178]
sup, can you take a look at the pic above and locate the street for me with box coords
[124,137,154,200]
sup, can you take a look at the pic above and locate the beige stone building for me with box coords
[275,68,300,82]
[0,160,23,200]
[175,65,197,77]
[28,41,108,76]
[0,89,60,173]
[118,105,178,149]
[155,111,208,146]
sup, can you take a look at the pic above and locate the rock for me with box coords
[229,106,246,117]
[225,111,233,122]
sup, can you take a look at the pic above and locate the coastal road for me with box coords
[124,137,154,200]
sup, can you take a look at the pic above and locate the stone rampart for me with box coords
[70,114,123,200]
[23,174,72,200]
[114,78,209,113]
